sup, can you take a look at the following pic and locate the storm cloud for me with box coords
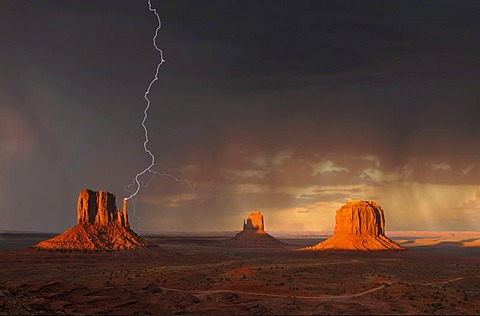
[1,0,479,232]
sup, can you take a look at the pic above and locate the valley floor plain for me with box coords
[1,233,480,315]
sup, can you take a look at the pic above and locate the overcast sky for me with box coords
[1,0,480,232]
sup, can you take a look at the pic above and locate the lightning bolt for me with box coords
[124,0,237,230]
[124,0,164,203]
[124,0,201,230]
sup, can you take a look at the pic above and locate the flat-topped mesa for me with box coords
[77,189,129,228]
[35,189,148,251]
[304,201,403,251]
[243,211,265,233]
[334,201,384,236]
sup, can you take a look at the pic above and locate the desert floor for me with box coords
[1,233,480,315]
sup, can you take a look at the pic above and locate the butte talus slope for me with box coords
[35,189,148,251]
[231,211,285,248]
[305,201,403,251]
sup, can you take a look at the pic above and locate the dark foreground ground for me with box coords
[1,234,480,315]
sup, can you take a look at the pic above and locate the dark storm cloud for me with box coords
[150,0,480,164]
[157,0,480,94]
[1,1,480,231]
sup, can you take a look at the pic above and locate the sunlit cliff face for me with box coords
[243,211,265,234]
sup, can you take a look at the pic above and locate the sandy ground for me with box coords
[1,234,480,315]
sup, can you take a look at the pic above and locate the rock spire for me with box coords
[232,211,285,248]
[35,189,148,251]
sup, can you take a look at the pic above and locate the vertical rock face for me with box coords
[35,189,147,251]
[231,211,285,248]
[334,201,385,236]
[243,211,265,233]
[77,189,129,228]
[305,201,403,251]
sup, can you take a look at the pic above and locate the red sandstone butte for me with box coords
[305,201,403,251]
[232,211,285,248]
[35,189,148,251]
